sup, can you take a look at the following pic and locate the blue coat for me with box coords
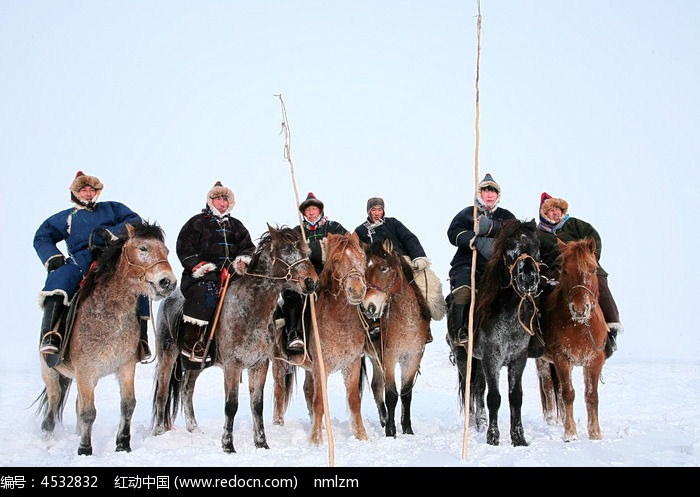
[34,202,142,303]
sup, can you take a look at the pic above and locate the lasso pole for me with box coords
[275,94,335,467]
[463,0,482,461]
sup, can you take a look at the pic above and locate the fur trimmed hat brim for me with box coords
[207,181,235,215]
[540,196,569,218]
[70,171,103,197]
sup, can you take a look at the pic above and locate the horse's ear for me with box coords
[584,237,597,254]
[351,231,360,244]
[126,223,135,238]
[556,238,568,251]
[382,238,393,254]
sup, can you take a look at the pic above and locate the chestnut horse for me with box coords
[536,237,608,441]
[462,219,541,446]
[273,232,368,445]
[361,239,431,437]
[150,225,318,453]
[35,222,177,455]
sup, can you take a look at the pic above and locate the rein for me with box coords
[505,253,541,336]
[244,255,311,282]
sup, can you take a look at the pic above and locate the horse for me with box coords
[535,237,608,441]
[150,225,318,453]
[35,222,177,455]
[456,219,541,446]
[272,232,368,445]
[361,239,432,437]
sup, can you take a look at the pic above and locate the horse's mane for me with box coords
[81,221,165,298]
[476,219,538,327]
[249,225,297,266]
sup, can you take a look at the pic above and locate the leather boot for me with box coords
[282,291,304,351]
[181,321,210,364]
[447,303,468,347]
[139,319,152,363]
[39,295,65,354]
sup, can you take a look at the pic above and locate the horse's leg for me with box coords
[221,365,242,453]
[535,358,558,424]
[583,362,603,440]
[399,354,423,436]
[308,369,326,446]
[344,361,369,441]
[507,356,528,447]
[554,359,578,441]
[74,375,97,456]
[39,362,70,436]
[248,360,270,449]
[115,364,136,453]
[272,358,290,426]
[152,346,179,435]
[481,357,502,446]
[383,353,398,438]
[182,369,202,433]
[368,354,388,429]
[468,357,487,431]
[303,369,314,421]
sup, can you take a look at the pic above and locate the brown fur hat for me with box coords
[540,192,569,220]
[70,171,103,204]
[207,181,235,216]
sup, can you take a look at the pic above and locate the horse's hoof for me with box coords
[77,446,92,456]
[116,445,131,453]
[256,441,270,449]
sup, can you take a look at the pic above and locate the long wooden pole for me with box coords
[463,0,483,461]
[275,94,335,467]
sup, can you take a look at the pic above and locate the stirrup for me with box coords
[181,342,211,363]
[456,329,469,345]
[287,336,304,351]
[39,331,62,354]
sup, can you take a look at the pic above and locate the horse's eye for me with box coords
[138,245,148,252]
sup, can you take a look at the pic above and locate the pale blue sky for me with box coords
[1,1,698,363]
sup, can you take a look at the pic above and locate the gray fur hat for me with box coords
[366,197,385,214]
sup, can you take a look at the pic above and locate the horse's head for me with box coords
[502,220,541,297]
[360,239,403,320]
[121,222,178,300]
[557,237,599,324]
[320,232,366,305]
[265,224,318,295]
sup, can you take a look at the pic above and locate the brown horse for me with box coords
[361,239,431,437]
[536,237,608,441]
[151,225,318,453]
[273,232,368,445]
[35,222,177,455]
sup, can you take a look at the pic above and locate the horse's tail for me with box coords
[455,348,468,414]
[359,355,368,399]
[32,374,72,423]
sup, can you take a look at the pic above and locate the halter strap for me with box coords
[121,244,170,280]
[244,255,312,282]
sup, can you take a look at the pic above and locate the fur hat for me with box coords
[540,191,569,221]
[70,170,103,205]
[206,181,235,216]
[298,192,324,214]
[477,173,500,194]
[366,197,385,214]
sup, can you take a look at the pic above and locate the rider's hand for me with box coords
[47,255,66,272]
[412,257,429,271]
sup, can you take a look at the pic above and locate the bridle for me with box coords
[566,280,604,351]
[505,252,541,336]
[244,254,312,283]
[121,242,170,281]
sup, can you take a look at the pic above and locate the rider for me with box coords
[354,196,434,341]
[537,192,623,358]
[34,171,152,364]
[281,192,348,351]
[176,181,255,366]
[446,173,516,349]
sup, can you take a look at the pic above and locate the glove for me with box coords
[470,236,495,260]
[47,255,66,272]
[192,261,217,278]
[476,215,492,236]
[94,227,118,244]
[233,255,252,275]
[412,257,429,271]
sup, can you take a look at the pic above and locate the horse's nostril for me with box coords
[304,276,317,292]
